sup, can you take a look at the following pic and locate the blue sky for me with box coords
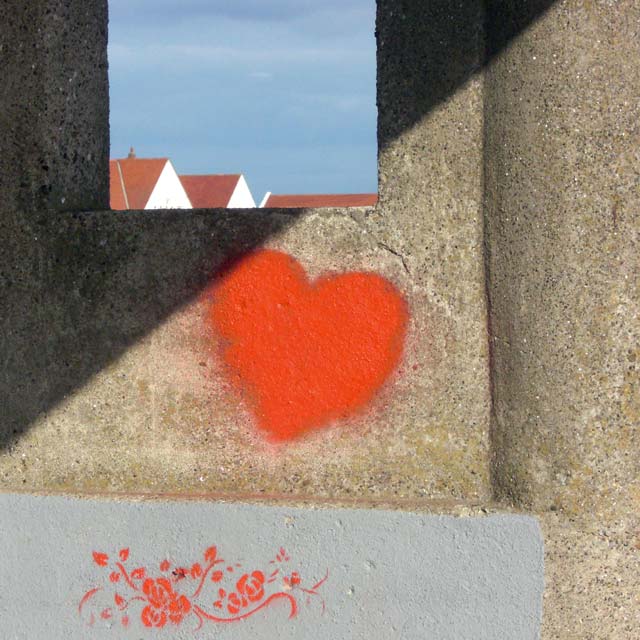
[108,0,377,203]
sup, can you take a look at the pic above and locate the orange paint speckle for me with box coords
[209,250,408,440]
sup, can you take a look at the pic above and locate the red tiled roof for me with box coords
[179,174,241,208]
[109,160,127,210]
[109,158,168,210]
[264,194,378,208]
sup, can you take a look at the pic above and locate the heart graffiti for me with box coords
[208,250,408,440]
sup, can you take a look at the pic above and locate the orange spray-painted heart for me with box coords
[209,250,408,441]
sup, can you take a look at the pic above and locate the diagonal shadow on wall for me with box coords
[0,209,302,450]
[1,0,558,451]
[377,0,558,151]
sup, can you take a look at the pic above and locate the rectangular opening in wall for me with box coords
[108,1,377,210]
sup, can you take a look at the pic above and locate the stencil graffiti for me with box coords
[79,545,328,631]
[209,250,408,440]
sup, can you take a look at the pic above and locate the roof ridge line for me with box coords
[115,159,129,209]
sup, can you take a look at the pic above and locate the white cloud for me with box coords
[109,42,371,70]
[108,0,377,195]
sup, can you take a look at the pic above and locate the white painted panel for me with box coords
[146,161,192,209]
[259,191,272,208]
[227,175,256,209]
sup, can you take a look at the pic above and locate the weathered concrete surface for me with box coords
[0,0,109,212]
[541,513,640,639]
[376,0,491,495]
[2,0,639,638]
[0,207,490,502]
[0,209,300,470]
[0,0,491,505]
[484,1,640,519]
[0,494,544,639]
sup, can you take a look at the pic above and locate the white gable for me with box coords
[227,174,256,209]
[145,160,192,209]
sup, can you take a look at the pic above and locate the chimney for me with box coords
[127,147,136,159]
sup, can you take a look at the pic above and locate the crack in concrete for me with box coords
[377,242,411,276]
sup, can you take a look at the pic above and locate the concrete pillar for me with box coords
[485,0,640,519]
[0,0,109,212]
[376,0,492,497]
[484,5,640,635]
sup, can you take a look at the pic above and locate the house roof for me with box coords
[263,193,378,208]
[179,174,241,208]
[109,157,169,210]
[109,160,127,210]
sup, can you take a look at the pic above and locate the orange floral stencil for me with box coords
[79,545,328,631]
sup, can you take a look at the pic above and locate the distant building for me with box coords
[179,174,256,209]
[110,149,373,211]
[110,149,191,210]
[261,193,378,208]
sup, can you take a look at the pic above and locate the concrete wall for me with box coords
[0,0,109,213]
[483,2,640,635]
[485,0,640,519]
[0,0,638,637]
[376,0,492,504]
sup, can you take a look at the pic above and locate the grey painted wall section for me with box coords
[0,494,543,639]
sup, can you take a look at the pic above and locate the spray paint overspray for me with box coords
[208,250,409,441]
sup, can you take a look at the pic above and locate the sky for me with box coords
[108,0,377,203]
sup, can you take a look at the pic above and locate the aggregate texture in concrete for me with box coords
[484,0,640,519]
[0,0,109,213]
[0,0,492,503]
[482,6,640,636]
[0,207,490,502]
[0,493,544,639]
[540,513,640,639]
[1,0,639,638]
[376,4,491,488]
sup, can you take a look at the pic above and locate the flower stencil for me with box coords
[237,571,265,602]
[141,578,191,627]
[79,545,328,631]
